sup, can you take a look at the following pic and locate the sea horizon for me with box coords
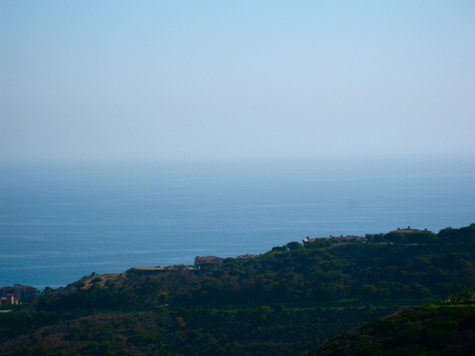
[1,155,475,290]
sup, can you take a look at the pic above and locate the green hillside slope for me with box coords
[1,223,474,356]
[305,303,475,356]
[36,224,475,311]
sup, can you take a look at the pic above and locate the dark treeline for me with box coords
[1,223,475,356]
[37,224,475,311]
[366,223,475,244]
[1,306,393,356]
[306,303,475,356]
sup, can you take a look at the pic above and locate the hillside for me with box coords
[305,302,475,356]
[1,223,474,355]
[1,305,396,356]
[36,223,475,311]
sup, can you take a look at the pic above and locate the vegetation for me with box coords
[305,302,475,356]
[36,224,475,311]
[1,223,474,355]
[0,305,394,356]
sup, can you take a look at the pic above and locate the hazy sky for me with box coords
[1,1,474,162]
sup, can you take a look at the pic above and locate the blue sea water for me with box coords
[1,157,475,290]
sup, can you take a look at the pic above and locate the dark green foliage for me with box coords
[34,224,475,311]
[366,224,475,245]
[438,223,475,243]
[306,303,475,356]
[287,241,304,250]
[305,240,333,249]
[0,306,394,356]
[383,231,438,244]
[2,223,475,356]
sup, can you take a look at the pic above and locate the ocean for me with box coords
[1,156,474,290]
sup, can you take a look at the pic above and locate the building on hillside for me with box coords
[0,284,37,304]
[236,254,259,261]
[390,226,432,234]
[0,294,17,305]
[194,256,224,266]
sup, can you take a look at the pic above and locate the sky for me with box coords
[1,1,474,163]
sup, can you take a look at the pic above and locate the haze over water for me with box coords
[2,3,474,289]
[1,157,474,289]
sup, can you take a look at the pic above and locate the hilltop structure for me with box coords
[194,256,224,266]
[390,226,432,233]
[236,254,259,261]
[0,284,37,305]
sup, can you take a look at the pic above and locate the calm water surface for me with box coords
[1,157,474,289]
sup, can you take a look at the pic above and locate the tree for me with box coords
[287,241,303,251]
